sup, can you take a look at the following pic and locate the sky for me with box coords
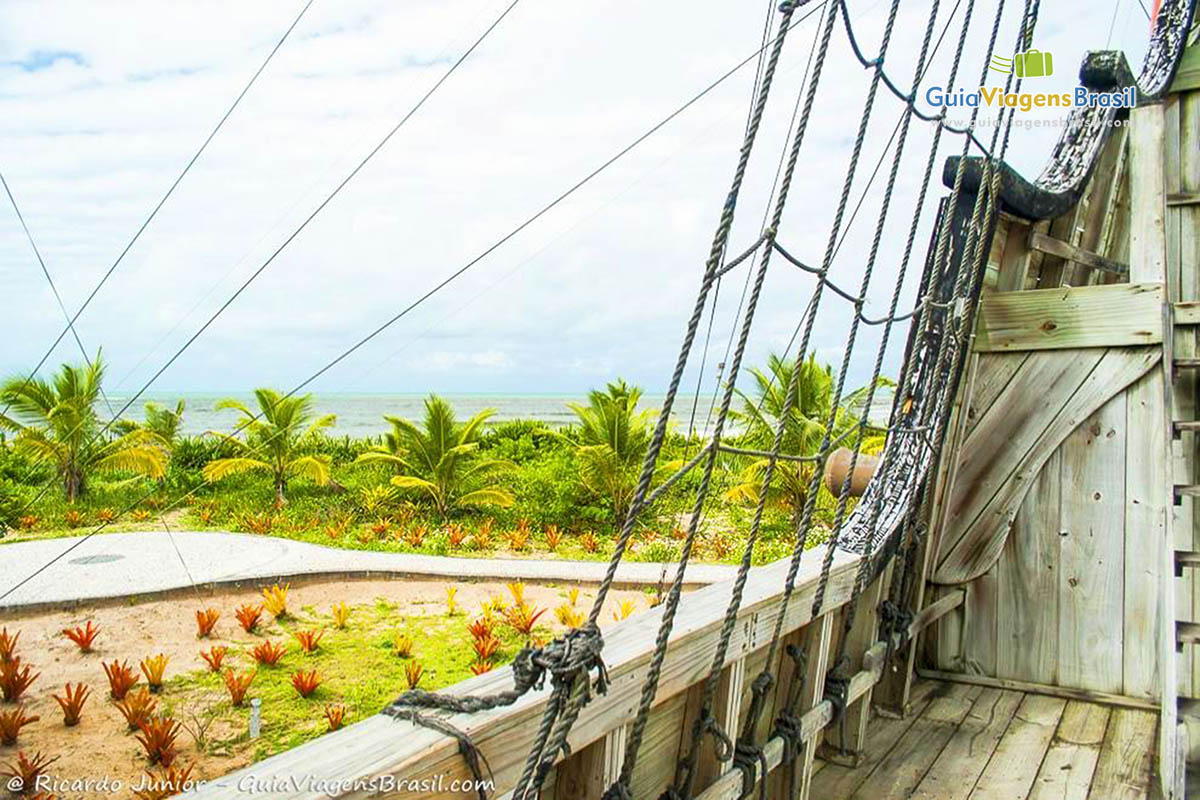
[0,0,1154,402]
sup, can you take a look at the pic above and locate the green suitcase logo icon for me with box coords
[1014,48,1053,78]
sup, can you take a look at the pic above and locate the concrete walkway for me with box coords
[0,530,738,611]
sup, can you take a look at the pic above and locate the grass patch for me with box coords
[165,599,540,760]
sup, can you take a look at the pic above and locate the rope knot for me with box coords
[700,710,735,762]
[773,710,804,761]
[528,622,609,698]
[732,741,768,800]
[823,655,852,724]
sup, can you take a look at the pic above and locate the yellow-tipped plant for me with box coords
[613,599,636,621]
[568,587,580,607]
[331,602,351,629]
[507,581,525,606]
[261,582,290,618]
[555,604,584,628]
[445,586,459,616]
[392,631,414,659]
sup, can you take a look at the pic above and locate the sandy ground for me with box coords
[0,576,651,799]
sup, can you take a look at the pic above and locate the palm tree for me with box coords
[723,353,884,526]
[569,379,656,520]
[0,355,167,502]
[359,395,513,518]
[202,389,335,507]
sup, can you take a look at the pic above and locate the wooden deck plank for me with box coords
[968,694,1067,799]
[806,679,942,798]
[1088,709,1158,800]
[1027,701,1110,800]
[910,688,1023,800]
[837,682,983,799]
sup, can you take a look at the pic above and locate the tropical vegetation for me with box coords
[0,355,167,502]
[201,389,335,507]
[0,352,889,567]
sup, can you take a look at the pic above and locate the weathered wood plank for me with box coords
[915,669,1160,711]
[1028,232,1129,279]
[963,564,999,678]
[935,347,1159,585]
[910,688,1022,800]
[996,449,1060,686]
[1059,394,1126,694]
[965,352,1030,437]
[845,682,982,798]
[1124,369,1167,699]
[1027,701,1109,800]
[1088,709,1157,799]
[995,217,1035,293]
[806,680,941,797]
[969,694,1067,799]
[973,283,1163,352]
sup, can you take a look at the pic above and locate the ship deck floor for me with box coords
[808,678,1161,799]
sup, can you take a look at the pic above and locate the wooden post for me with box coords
[765,613,833,799]
[554,724,627,799]
[1129,99,1180,799]
[819,566,889,766]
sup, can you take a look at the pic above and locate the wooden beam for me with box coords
[914,669,1159,711]
[1175,301,1200,325]
[1028,231,1129,278]
[973,282,1164,352]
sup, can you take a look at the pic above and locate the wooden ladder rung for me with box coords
[1176,301,1200,325]
[1175,485,1200,499]
[1175,421,1200,434]
[1175,357,1200,368]
[1177,551,1200,576]
[1178,622,1200,648]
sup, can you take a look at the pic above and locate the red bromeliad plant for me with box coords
[504,602,547,638]
[115,687,156,730]
[446,523,468,550]
[62,620,100,652]
[223,669,255,706]
[472,634,501,663]
[404,660,424,690]
[470,661,493,676]
[235,604,264,633]
[0,707,38,745]
[323,704,346,731]
[135,716,181,766]
[0,751,59,794]
[293,629,324,654]
[102,659,138,700]
[0,628,19,663]
[0,660,39,702]
[544,524,562,552]
[199,645,227,672]
[290,669,321,698]
[251,641,287,667]
[466,616,495,641]
[52,683,91,726]
[195,608,220,638]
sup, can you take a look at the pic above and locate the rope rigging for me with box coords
[372,0,1052,795]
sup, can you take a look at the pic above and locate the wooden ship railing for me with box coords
[186,3,1200,799]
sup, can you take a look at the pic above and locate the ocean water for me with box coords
[109,393,723,440]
